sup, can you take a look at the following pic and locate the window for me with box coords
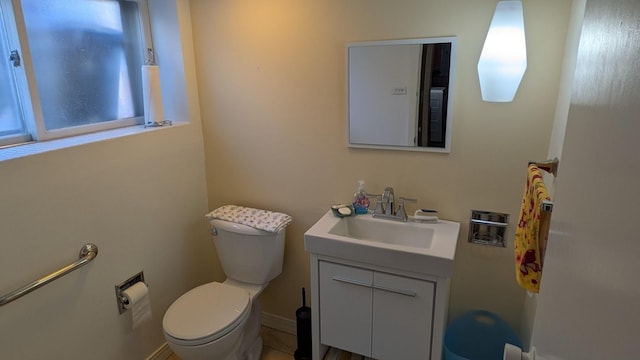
[0,0,149,148]
[0,3,29,146]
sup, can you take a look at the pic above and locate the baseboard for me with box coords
[261,311,297,336]
[146,342,173,360]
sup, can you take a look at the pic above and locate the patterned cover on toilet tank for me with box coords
[205,205,292,233]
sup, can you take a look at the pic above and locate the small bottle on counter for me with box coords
[352,180,370,215]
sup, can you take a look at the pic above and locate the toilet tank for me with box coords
[209,219,286,285]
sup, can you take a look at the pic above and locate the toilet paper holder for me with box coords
[115,271,147,314]
[469,210,509,247]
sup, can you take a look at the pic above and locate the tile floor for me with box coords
[167,326,296,360]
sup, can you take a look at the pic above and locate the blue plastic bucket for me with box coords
[444,310,522,360]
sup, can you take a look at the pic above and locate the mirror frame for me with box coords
[346,37,457,153]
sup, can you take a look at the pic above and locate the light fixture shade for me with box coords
[478,0,527,102]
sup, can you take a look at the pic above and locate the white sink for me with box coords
[304,211,460,277]
[328,215,434,248]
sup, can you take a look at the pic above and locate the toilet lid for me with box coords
[163,282,250,345]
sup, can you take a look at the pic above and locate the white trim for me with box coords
[36,117,144,142]
[0,133,31,147]
[0,122,186,162]
[146,342,173,360]
[261,311,297,336]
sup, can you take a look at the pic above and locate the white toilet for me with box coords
[162,217,287,360]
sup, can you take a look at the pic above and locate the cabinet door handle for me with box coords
[372,284,417,297]
[332,276,417,297]
[332,276,372,288]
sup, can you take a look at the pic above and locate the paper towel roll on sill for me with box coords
[141,65,165,126]
[122,282,152,329]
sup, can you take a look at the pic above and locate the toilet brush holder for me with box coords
[294,288,311,360]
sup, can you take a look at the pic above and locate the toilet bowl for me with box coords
[163,282,253,360]
[162,207,289,360]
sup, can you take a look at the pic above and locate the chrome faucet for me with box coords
[372,187,416,222]
[382,187,395,215]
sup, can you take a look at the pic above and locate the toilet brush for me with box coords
[294,288,312,360]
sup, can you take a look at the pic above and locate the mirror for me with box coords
[347,37,457,153]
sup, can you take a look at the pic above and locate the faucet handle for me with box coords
[398,197,417,204]
[396,197,417,221]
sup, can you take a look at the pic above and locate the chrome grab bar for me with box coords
[0,243,98,307]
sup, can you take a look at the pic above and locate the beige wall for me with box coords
[0,1,212,359]
[192,0,572,334]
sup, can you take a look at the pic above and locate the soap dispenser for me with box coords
[353,180,370,214]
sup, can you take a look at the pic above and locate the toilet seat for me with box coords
[163,282,251,346]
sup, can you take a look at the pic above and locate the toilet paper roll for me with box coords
[123,282,152,330]
[141,65,165,125]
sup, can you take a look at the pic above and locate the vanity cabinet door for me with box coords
[319,261,373,356]
[372,272,435,360]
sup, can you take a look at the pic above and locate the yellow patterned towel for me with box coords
[514,165,551,293]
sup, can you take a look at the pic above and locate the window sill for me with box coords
[0,121,187,162]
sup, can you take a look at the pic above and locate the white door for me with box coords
[372,272,435,360]
[319,261,373,356]
[531,0,640,358]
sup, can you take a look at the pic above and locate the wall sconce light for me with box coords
[477,0,527,102]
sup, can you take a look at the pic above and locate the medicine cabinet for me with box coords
[347,37,457,153]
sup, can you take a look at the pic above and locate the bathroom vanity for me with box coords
[304,211,460,360]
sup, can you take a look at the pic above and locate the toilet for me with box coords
[162,213,288,360]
